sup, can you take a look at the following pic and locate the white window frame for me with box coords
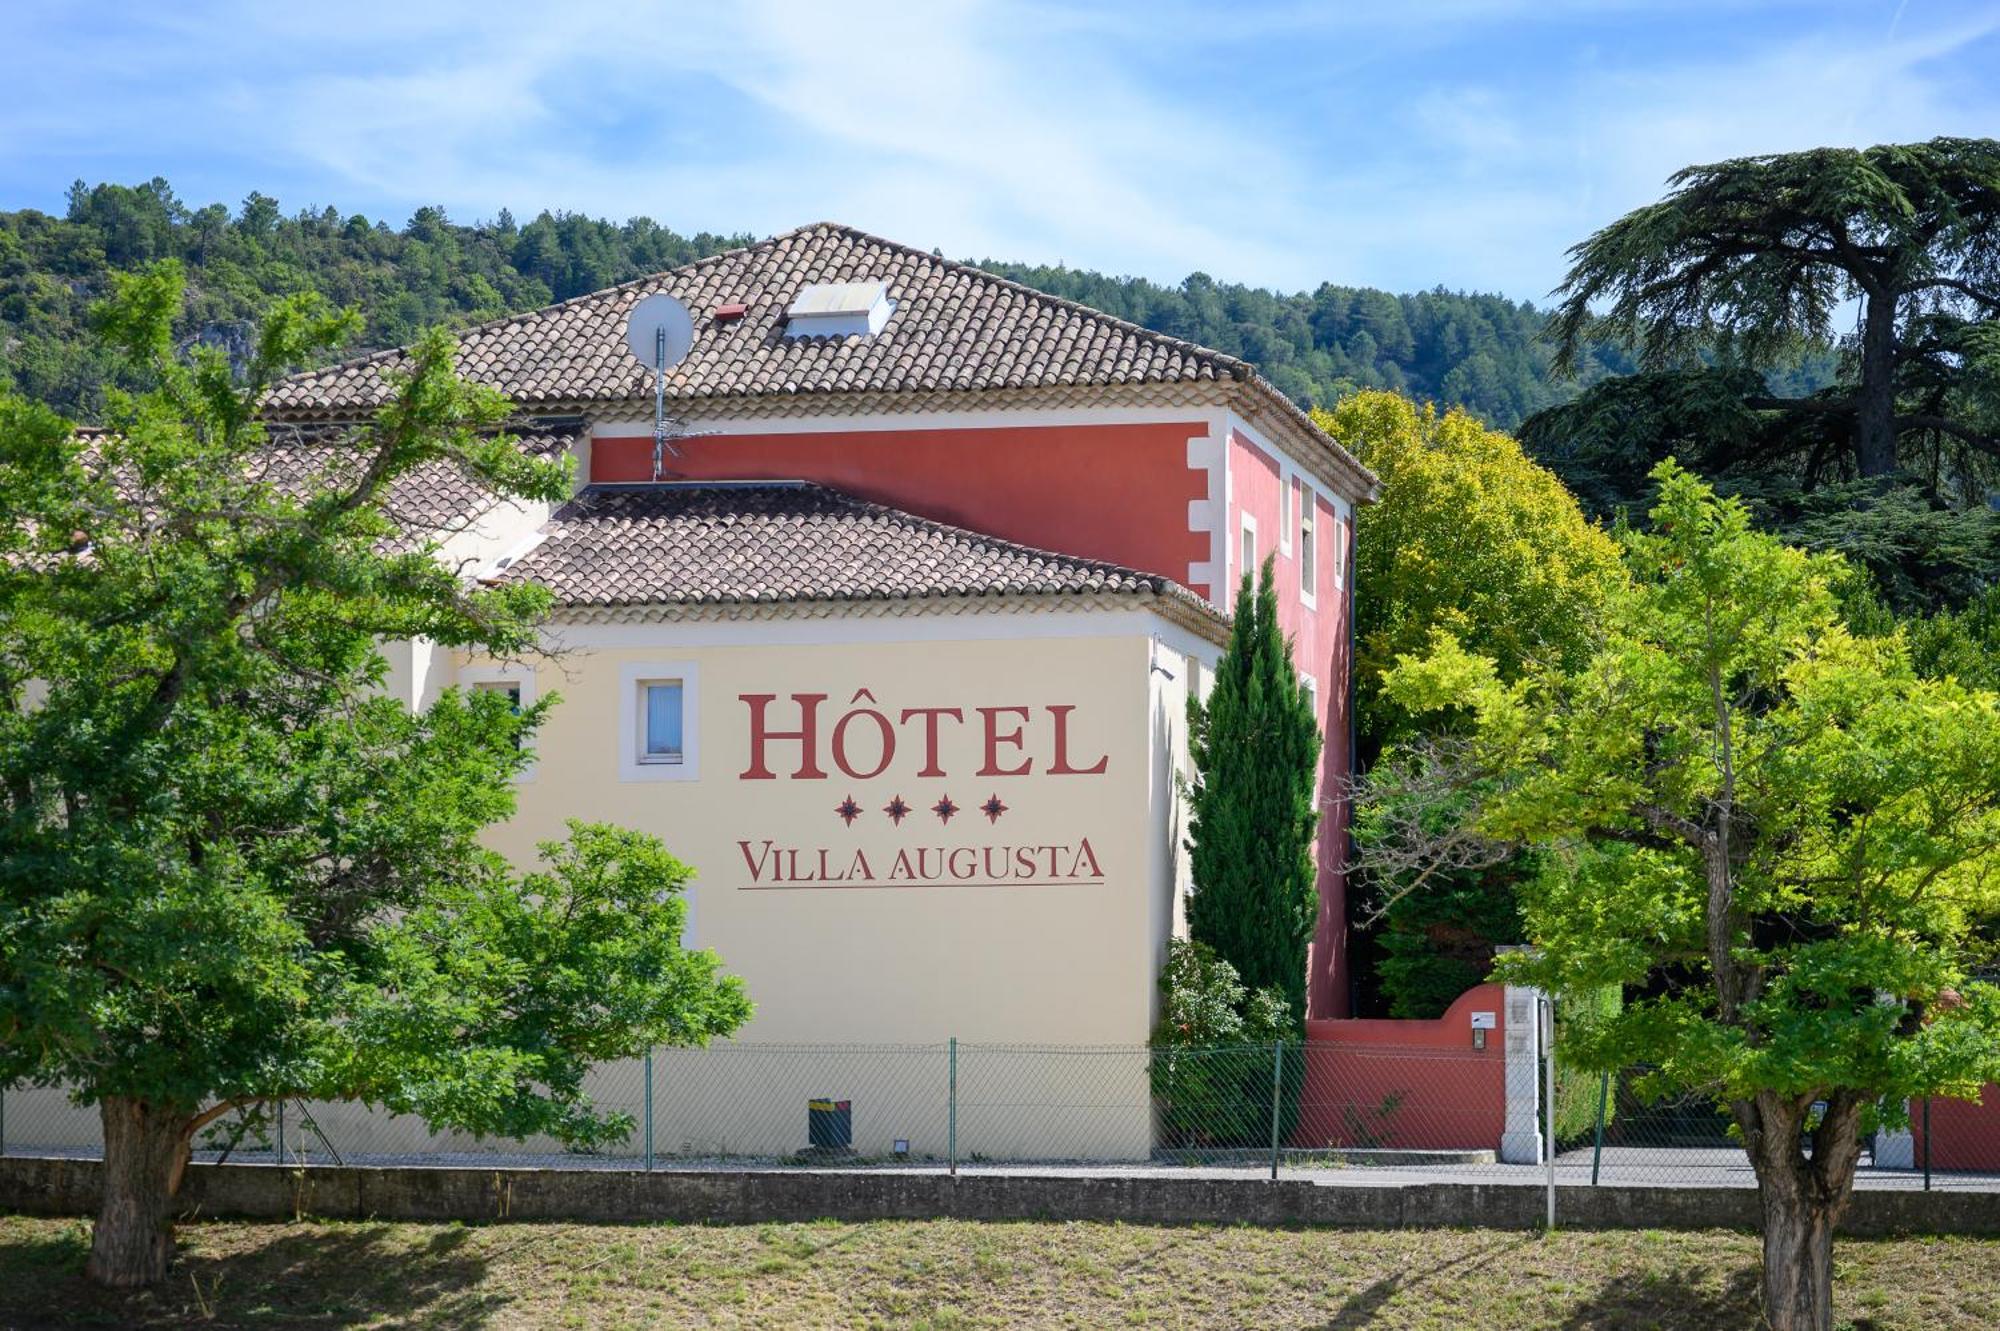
[459,663,537,782]
[1299,487,1318,611]
[1239,513,1258,593]
[1301,674,1323,793]
[1334,510,1349,590]
[619,660,701,782]
[1278,474,1294,556]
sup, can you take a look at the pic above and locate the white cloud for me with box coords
[3,0,1996,301]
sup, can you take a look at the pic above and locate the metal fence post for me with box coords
[1590,1070,1610,1187]
[1542,996,1557,1229]
[1923,1097,1932,1192]
[644,1047,655,1172]
[948,1037,958,1177]
[276,1099,286,1164]
[1269,1041,1284,1182]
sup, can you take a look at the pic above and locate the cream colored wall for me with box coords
[6,611,1218,1163]
[467,620,1172,1048]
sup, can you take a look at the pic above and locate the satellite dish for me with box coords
[626,292,696,480]
[625,292,694,373]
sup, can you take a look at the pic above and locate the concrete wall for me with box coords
[156,611,1215,1163]
[5,1157,1996,1236]
[1298,984,1507,1151]
[471,622,1168,1047]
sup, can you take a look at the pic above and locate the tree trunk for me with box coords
[86,1096,192,1288]
[1756,1168,1839,1331]
[1739,1093,1866,1331]
[1853,288,1900,479]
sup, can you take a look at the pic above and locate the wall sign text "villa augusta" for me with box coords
[732,688,1112,890]
[737,839,1105,889]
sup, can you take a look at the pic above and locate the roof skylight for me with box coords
[784,280,893,338]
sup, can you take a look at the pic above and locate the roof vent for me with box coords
[784,280,893,338]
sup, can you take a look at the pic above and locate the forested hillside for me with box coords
[8,177,1637,427]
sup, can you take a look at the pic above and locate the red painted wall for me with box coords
[1226,430,1355,1018]
[1296,984,1507,1151]
[1912,1088,2000,1172]
[593,422,1212,597]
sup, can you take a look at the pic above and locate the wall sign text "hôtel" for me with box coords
[734,690,1108,890]
[736,690,1108,781]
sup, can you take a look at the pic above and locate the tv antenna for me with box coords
[624,292,695,480]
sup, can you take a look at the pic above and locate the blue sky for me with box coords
[4,0,1998,303]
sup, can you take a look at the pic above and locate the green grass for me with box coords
[1,1215,1995,1329]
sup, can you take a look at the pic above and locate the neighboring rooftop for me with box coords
[252,421,583,552]
[493,482,1224,633]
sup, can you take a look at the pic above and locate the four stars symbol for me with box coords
[837,792,1012,826]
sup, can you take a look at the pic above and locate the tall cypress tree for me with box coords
[1184,557,1323,1023]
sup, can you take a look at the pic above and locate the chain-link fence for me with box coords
[2,1041,1994,1194]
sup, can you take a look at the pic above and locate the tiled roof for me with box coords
[253,422,582,551]
[496,482,1216,621]
[66,421,581,555]
[266,222,1254,415]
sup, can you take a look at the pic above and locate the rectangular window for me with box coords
[1334,515,1349,589]
[639,680,684,764]
[461,668,536,778]
[473,679,525,748]
[619,661,700,782]
[1240,514,1257,584]
[1279,477,1293,554]
[472,679,522,710]
[1300,491,1317,605]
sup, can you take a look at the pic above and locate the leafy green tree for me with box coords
[1528,138,2000,613]
[1547,137,2000,480]
[0,263,752,1288]
[1374,462,2000,1331]
[1315,391,1625,754]
[3,173,1682,431]
[1314,391,1623,1016]
[1183,559,1321,1023]
[1148,939,1293,1147]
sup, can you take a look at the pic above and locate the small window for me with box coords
[1240,514,1258,584]
[473,679,525,748]
[472,680,522,710]
[1300,492,1318,604]
[1335,515,1349,589]
[460,667,536,779]
[1279,477,1293,554]
[639,680,685,764]
[619,661,700,782]
[1303,674,1319,716]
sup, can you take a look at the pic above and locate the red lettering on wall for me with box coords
[976,706,1033,776]
[832,699,896,779]
[739,693,829,779]
[899,706,964,777]
[1047,705,1109,775]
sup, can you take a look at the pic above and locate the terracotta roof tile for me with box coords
[252,421,582,551]
[498,482,1214,617]
[265,223,1257,417]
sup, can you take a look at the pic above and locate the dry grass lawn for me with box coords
[1,1215,1995,1329]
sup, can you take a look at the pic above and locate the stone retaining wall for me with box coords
[3,1158,1996,1236]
